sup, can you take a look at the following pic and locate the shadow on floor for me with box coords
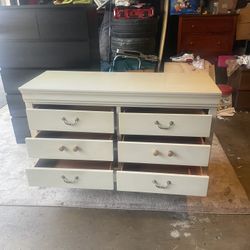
[215,112,250,199]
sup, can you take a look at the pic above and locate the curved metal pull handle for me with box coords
[152,180,172,189]
[62,117,79,126]
[61,175,79,184]
[154,120,174,130]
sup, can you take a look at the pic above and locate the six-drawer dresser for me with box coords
[19,71,221,197]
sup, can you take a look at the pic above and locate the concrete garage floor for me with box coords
[0,115,249,250]
[0,74,250,249]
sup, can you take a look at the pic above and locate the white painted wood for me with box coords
[19,71,221,107]
[158,0,169,71]
[26,138,113,161]
[27,167,113,190]
[118,141,211,166]
[119,113,212,137]
[116,171,209,196]
[26,109,114,133]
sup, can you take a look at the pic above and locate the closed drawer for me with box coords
[179,34,232,55]
[27,160,113,190]
[27,108,114,133]
[119,112,212,137]
[26,132,113,161]
[0,9,38,40]
[6,94,26,117]
[117,164,208,196]
[0,41,89,68]
[181,17,234,33]
[118,136,210,166]
[37,9,88,40]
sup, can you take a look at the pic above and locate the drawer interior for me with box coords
[33,104,114,112]
[34,159,113,170]
[36,131,113,140]
[121,107,208,114]
[119,163,207,176]
[121,135,206,145]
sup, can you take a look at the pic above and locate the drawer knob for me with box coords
[59,146,67,152]
[152,180,172,189]
[168,150,175,157]
[153,149,160,156]
[191,24,195,28]
[154,120,174,130]
[61,175,79,184]
[73,146,81,152]
[62,117,80,126]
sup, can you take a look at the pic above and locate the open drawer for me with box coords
[118,136,211,166]
[116,164,209,196]
[27,160,114,190]
[26,132,113,161]
[26,106,114,133]
[119,108,212,137]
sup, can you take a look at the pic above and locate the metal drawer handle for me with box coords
[153,180,172,189]
[153,150,175,157]
[73,146,81,152]
[59,146,67,152]
[153,149,160,156]
[168,150,175,157]
[61,175,79,184]
[62,117,79,126]
[155,120,174,130]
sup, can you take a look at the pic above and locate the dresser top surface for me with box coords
[19,71,220,96]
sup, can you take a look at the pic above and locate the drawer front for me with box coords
[27,167,114,190]
[181,17,234,33]
[179,34,232,55]
[27,109,114,133]
[37,9,88,40]
[26,138,113,161]
[0,41,89,68]
[0,9,38,40]
[117,171,209,196]
[119,113,212,137]
[118,141,211,166]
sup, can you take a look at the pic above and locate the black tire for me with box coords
[111,37,156,55]
[111,30,156,38]
[111,18,158,35]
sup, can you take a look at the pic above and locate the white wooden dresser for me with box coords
[19,71,221,197]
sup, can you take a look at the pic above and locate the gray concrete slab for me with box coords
[0,206,249,250]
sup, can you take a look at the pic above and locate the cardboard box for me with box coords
[236,4,250,40]
[218,0,237,13]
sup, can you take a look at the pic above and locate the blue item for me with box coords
[170,0,200,15]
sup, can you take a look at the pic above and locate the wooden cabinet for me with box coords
[177,15,238,57]
[229,66,250,110]
[19,71,220,197]
[0,5,99,143]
